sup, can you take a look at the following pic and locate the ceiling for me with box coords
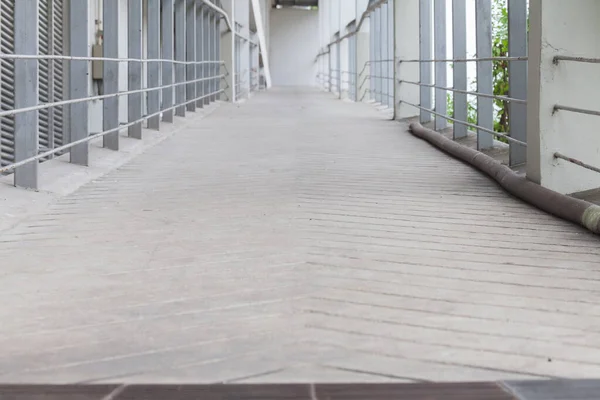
[272,0,318,8]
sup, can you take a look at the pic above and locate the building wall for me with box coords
[270,8,319,86]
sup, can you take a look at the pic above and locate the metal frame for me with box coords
[0,0,237,190]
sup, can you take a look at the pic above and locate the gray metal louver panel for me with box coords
[38,0,65,160]
[39,0,51,156]
[0,0,15,168]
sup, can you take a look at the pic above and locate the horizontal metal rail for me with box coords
[0,53,224,65]
[203,0,233,32]
[315,0,387,61]
[0,74,226,118]
[399,56,528,63]
[554,152,600,174]
[371,91,394,99]
[553,55,600,64]
[0,88,225,174]
[553,104,600,117]
[400,100,527,147]
[399,79,527,104]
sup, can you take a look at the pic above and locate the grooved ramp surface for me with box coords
[1,88,600,384]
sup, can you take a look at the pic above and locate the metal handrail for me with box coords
[0,86,226,174]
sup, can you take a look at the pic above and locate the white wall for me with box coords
[270,8,319,87]
[527,0,600,194]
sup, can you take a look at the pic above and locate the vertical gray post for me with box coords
[508,0,527,166]
[147,0,160,129]
[419,0,432,123]
[381,4,388,105]
[174,0,186,117]
[162,0,174,122]
[328,46,332,92]
[476,0,493,149]
[196,5,204,108]
[369,17,374,100]
[186,0,196,112]
[387,0,394,109]
[215,15,223,100]
[452,0,467,139]
[433,0,446,130]
[14,0,39,189]
[203,10,210,105]
[128,0,143,139]
[103,0,119,150]
[69,0,89,165]
[210,12,216,102]
[336,36,341,98]
[374,9,381,103]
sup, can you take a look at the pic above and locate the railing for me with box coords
[316,0,530,169]
[550,56,600,175]
[395,0,529,168]
[315,0,394,108]
[0,0,232,190]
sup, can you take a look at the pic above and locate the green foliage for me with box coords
[446,0,527,143]
[492,0,509,139]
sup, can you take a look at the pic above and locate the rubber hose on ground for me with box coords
[408,122,600,235]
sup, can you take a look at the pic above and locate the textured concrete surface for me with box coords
[1,88,600,384]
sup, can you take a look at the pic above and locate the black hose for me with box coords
[408,122,600,235]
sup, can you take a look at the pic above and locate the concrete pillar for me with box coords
[527,0,600,194]
[395,0,419,119]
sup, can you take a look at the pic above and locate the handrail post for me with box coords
[14,0,39,189]
[69,0,90,164]
[147,0,161,130]
[103,0,119,150]
[128,0,143,139]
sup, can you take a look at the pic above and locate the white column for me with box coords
[395,0,419,119]
[356,19,370,102]
[527,0,600,194]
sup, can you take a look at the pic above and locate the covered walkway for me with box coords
[1,89,600,383]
